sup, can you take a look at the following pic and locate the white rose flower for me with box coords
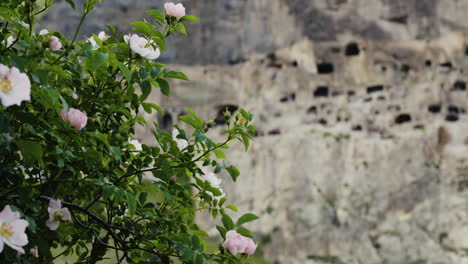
[202,172,222,188]
[3,36,14,47]
[172,128,189,151]
[87,31,108,50]
[97,31,108,41]
[0,205,29,254]
[0,64,31,107]
[129,139,143,151]
[201,170,225,199]
[38,29,49,35]
[124,34,160,60]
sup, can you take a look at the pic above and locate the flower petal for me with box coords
[61,208,71,221]
[48,199,62,210]
[10,220,29,246]
[0,205,20,223]
[46,219,59,231]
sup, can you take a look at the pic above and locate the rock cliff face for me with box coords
[43,0,468,64]
[44,1,468,263]
[137,32,468,263]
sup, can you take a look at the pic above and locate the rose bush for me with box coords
[0,0,259,263]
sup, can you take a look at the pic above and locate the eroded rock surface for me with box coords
[43,0,468,64]
[136,34,468,263]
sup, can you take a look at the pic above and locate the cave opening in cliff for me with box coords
[395,113,412,124]
[314,86,329,97]
[345,42,360,56]
[317,62,334,74]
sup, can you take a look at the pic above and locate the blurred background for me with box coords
[42,0,468,263]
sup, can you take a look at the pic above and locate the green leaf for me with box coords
[142,103,152,114]
[139,192,148,205]
[31,70,49,84]
[241,133,250,151]
[213,149,226,159]
[110,146,122,161]
[37,88,59,112]
[140,80,152,100]
[91,179,104,186]
[165,71,189,81]
[191,234,200,250]
[225,165,240,182]
[218,197,227,207]
[157,78,170,96]
[25,216,37,233]
[236,227,253,238]
[176,23,187,35]
[221,214,234,230]
[10,53,27,71]
[142,102,163,115]
[194,253,203,264]
[226,204,238,212]
[147,9,165,22]
[153,37,166,52]
[179,15,200,22]
[236,213,259,226]
[206,186,222,197]
[182,108,204,129]
[84,52,108,71]
[117,62,132,83]
[192,230,209,238]
[103,185,114,200]
[181,248,193,261]
[65,0,76,8]
[86,131,108,145]
[125,192,137,215]
[216,225,227,239]
[106,24,117,36]
[0,112,11,133]
[131,21,153,35]
[179,116,199,129]
[16,141,43,167]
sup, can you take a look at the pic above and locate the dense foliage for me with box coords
[0,0,258,263]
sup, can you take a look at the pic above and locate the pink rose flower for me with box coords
[223,230,257,256]
[164,2,186,19]
[0,64,31,107]
[45,199,71,231]
[49,36,62,50]
[61,108,88,130]
[0,205,29,254]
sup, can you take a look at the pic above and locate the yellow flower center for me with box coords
[0,222,13,238]
[53,210,64,221]
[236,115,247,126]
[0,78,12,94]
